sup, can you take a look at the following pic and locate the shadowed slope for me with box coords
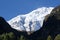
[0,17,28,39]
[28,6,60,40]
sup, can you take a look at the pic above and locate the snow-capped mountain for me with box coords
[7,7,54,33]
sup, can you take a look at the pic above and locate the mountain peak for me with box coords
[7,7,54,34]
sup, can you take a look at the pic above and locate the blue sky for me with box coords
[0,0,60,21]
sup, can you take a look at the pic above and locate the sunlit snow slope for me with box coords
[8,7,54,32]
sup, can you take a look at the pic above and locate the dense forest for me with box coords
[0,6,60,40]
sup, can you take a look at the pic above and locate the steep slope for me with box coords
[27,6,60,40]
[0,17,29,40]
[8,7,53,34]
[41,6,60,40]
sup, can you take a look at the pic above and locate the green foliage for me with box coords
[47,35,52,40]
[20,35,25,40]
[0,32,27,40]
[6,32,15,40]
[54,34,60,40]
[0,33,7,40]
[0,32,60,40]
[18,35,25,40]
[0,32,15,40]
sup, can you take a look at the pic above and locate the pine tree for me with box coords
[47,35,52,40]
[54,34,60,40]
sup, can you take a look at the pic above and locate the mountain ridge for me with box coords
[0,6,60,40]
[7,7,53,34]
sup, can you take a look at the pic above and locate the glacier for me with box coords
[7,7,54,33]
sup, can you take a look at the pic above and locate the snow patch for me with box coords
[7,7,54,32]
